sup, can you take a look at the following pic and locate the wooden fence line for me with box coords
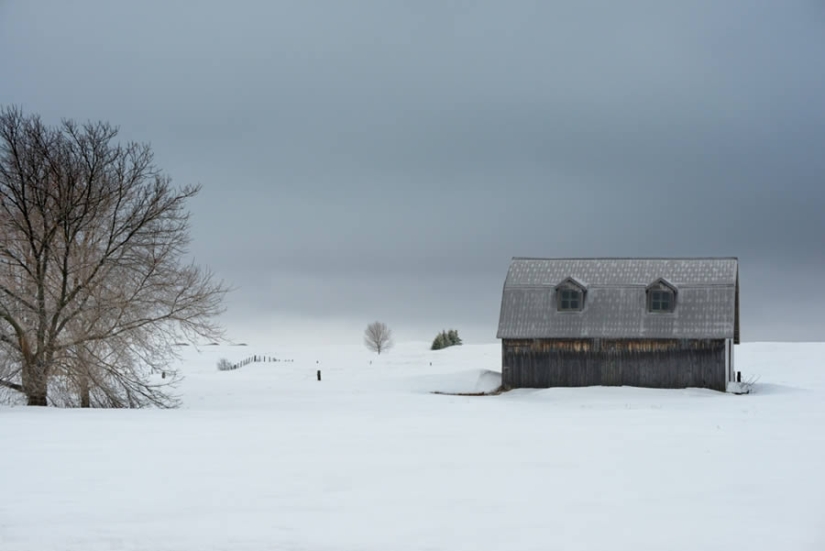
[218,355,295,371]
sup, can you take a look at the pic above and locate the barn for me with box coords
[496,258,740,392]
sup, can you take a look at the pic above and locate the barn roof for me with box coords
[496,258,739,342]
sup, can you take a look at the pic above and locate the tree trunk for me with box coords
[22,359,49,406]
[77,349,91,408]
[79,375,90,408]
[27,392,47,406]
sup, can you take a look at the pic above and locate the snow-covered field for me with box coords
[2,341,824,551]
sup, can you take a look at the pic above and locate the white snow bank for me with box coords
[1,342,825,551]
[417,368,502,394]
[726,381,751,394]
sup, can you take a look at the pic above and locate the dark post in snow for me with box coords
[317,370,321,382]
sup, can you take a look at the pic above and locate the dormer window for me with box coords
[647,278,677,313]
[559,289,582,311]
[555,277,587,312]
[649,290,674,312]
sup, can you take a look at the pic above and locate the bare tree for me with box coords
[0,106,228,407]
[364,321,393,355]
[0,347,23,404]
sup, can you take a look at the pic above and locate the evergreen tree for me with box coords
[431,329,462,350]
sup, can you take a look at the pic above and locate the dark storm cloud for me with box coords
[2,1,824,342]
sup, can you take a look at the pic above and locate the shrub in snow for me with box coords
[431,329,462,350]
[216,358,234,371]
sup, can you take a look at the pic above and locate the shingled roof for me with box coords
[496,258,739,342]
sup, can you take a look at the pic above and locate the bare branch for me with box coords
[0,378,23,392]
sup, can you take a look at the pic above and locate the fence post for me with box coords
[317,370,321,381]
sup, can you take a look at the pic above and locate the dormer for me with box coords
[646,278,677,313]
[555,277,587,312]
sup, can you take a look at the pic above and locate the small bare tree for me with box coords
[0,106,228,407]
[364,321,393,355]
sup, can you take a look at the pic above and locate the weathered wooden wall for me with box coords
[501,339,726,391]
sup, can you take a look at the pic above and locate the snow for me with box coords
[726,381,751,394]
[2,341,825,551]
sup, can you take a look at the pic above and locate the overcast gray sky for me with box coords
[2,1,824,344]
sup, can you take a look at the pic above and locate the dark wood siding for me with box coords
[501,339,726,391]
[734,269,741,344]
